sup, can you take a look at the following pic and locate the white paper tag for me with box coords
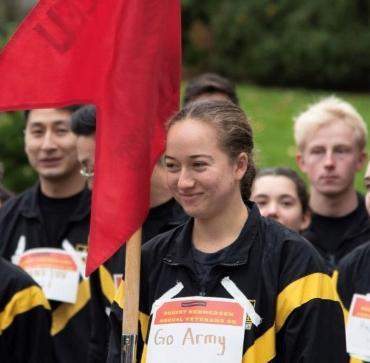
[346,293,370,361]
[17,248,79,304]
[147,296,246,363]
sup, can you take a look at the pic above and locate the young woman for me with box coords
[108,101,347,362]
[251,167,311,233]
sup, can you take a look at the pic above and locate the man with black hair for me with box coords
[71,105,96,189]
[0,107,92,363]
[183,72,239,106]
[72,105,187,362]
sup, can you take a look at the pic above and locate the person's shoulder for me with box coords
[0,257,39,291]
[339,241,370,273]
[249,202,321,266]
[262,216,315,252]
[0,186,35,218]
[142,222,185,257]
[337,241,370,309]
[261,217,328,281]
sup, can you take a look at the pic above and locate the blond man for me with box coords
[294,96,369,272]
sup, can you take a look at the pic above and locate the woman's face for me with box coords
[251,175,310,232]
[165,118,247,220]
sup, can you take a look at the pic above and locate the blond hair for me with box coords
[294,96,368,151]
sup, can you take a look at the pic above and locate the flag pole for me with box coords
[121,228,142,363]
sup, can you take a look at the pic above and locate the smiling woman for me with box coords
[108,101,348,363]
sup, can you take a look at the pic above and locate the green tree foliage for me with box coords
[0,112,37,192]
[0,19,36,193]
[183,0,370,90]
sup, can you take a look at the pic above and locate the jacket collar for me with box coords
[165,201,261,267]
[19,183,91,222]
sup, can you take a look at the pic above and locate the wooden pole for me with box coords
[121,228,142,363]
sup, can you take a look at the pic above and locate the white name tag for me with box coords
[346,293,370,361]
[16,248,79,304]
[147,296,246,363]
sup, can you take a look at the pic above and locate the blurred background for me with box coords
[1,0,370,193]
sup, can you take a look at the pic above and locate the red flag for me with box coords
[0,0,181,274]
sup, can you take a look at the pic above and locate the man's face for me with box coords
[297,120,366,197]
[76,134,96,189]
[24,109,80,181]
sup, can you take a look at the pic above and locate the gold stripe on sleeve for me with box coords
[51,279,91,335]
[114,279,125,309]
[242,272,340,362]
[0,285,50,331]
[332,270,349,322]
[139,312,150,363]
[276,272,338,331]
[242,325,276,362]
[350,357,363,363]
[99,265,115,304]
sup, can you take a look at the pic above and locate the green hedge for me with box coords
[0,112,37,192]
[183,0,370,90]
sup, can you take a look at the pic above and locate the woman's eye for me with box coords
[165,163,178,172]
[193,162,207,169]
[255,200,267,207]
[281,199,294,208]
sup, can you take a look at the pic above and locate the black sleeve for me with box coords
[88,270,110,363]
[2,294,55,363]
[276,299,348,363]
[337,242,370,312]
[107,300,123,363]
[273,233,348,363]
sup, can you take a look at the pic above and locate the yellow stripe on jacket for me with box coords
[0,285,50,331]
[243,272,339,363]
[52,279,90,335]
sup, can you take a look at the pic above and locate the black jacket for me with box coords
[303,193,370,272]
[0,184,91,363]
[336,240,370,311]
[108,203,347,362]
[0,257,54,363]
[335,241,370,363]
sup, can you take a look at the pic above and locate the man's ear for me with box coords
[296,152,306,173]
[356,150,368,171]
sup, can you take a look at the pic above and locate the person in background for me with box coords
[0,256,54,362]
[335,160,370,363]
[108,101,347,362]
[71,105,187,363]
[0,107,91,363]
[251,167,311,233]
[183,72,239,106]
[294,96,369,272]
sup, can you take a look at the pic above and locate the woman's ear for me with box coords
[234,152,248,180]
[300,211,311,232]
